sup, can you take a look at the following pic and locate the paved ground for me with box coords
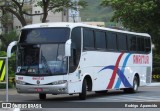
[0,83,160,111]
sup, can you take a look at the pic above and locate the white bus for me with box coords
[15,22,152,100]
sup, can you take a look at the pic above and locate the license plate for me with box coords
[35,88,43,92]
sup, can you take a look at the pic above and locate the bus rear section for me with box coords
[78,27,152,96]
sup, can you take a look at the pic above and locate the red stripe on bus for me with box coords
[107,53,124,89]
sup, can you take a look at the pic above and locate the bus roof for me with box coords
[22,22,150,37]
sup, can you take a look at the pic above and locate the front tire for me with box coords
[39,94,46,100]
[79,79,87,100]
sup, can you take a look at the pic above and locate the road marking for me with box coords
[99,95,160,102]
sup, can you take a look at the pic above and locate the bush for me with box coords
[0,82,13,89]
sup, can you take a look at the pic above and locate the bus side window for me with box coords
[137,36,145,52]
[69,27,81,73]
[145,38,151,53]
[106,31,117,51]
[128,35,137,52]
[95,31,106,50]
[117,33,127,51]
[83,28,95,50]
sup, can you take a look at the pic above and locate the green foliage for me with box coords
[0,82,13,89]
[0,30,18,51]
[37,0,87,13]
[0,0,87,26]
[101,0,160,78]
[80,0,113,22]
[153,53,160,74]
[0,13,13,25]
[101,0,160,51]
[3,30,18,42]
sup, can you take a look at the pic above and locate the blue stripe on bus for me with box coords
[100,65,131,88]
[114,53,132,88]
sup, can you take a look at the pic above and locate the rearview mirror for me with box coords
[65,39,71,57]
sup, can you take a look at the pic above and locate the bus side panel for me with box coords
[80,51,122,91]
[67,72,82,94]
[93,67,115,91]
[79,51,152,91]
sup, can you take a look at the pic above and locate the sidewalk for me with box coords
[0,109,20,111]
[147,82,160,86]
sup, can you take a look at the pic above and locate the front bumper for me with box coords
[16,83,68,94]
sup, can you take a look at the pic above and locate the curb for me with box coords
[147,83,160,86]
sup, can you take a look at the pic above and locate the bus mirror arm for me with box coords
[7,41,18,58]
[65,39,71,57]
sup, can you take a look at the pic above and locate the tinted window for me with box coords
[83,28,94,49]
[137,37,144,52]
[145,38,151,52]
[20,28,70,43]
[95,31,106,49]
[71,27,81,50]
[70,27,81,73]
[128,35,137,51]
[106,32,117,50]
[117,33,127,51]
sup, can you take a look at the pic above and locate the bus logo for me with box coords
[37,80,40,84]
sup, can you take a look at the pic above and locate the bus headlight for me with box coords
[16,80,26,85]
[52,80,67,85]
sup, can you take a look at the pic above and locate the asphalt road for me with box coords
[0,85,160,111]
[0,86,160,102]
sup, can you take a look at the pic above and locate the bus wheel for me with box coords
[124,76,139,93]
[39,94,46,100]
[132,76,139,93]
[79,79,87,100]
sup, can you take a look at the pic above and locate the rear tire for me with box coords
[39,94,46,100]
[79,79,87,100]
[132,76,139,93]
[95,90,108,94]
[124,76,139,93]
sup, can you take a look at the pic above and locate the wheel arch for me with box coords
[83,75,93,91]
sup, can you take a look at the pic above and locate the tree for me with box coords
[0,13,13,33]
[0,0,87,26]
[0,30,18,51]
[36,0,87,23]
[0,0,87,51]
[101,0,160,53]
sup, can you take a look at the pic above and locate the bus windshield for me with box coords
[19,28,70,43]
[16,27,70,75]
[17,44,67,75]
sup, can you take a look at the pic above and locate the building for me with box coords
[13,0,81,33]
[68,0,81,22]
[82,22,105,27]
